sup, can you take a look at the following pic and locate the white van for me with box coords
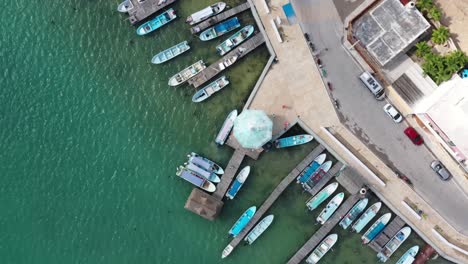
[359,72,385,100]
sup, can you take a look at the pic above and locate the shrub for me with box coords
[415,42,431,58]
[431,26,450,45]
[428,6,441,21]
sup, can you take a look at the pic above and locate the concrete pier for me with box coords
[190,2,251,34]
[126,0,177,25]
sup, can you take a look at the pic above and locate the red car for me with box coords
[404,127,423,145]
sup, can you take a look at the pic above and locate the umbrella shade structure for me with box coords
[233,110,273,149]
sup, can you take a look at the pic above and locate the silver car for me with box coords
[383,103,403,123]
[430,160,451,180]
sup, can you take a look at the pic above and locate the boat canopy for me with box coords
[180,170,205,186]
[191,7,214,21]
[186,163,211,179]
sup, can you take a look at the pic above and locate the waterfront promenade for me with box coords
[245,0,468,262]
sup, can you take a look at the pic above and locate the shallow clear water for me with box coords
[0,0,452,263]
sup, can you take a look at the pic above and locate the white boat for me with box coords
[362,213,392,244]
[302,160,333,189]
[221,244,233,259]
[186,2,227,25]
[215,109,237,145]
[297,153,326,183]
[377,227,412,262]
[188,152,224,174]
[192,76,229,102]
[151,41,190,64]
[226,166,250,199]
[306,182,339,211]
[316,192,344,224]
[339,198,368,229]
[305,234,338,264]
[168,60,206,86]
[396,246,419,264]
[117,0,134,13]
[244,215,274,245]
[184,163,220,183]
[175,167,216,192]
[218,55,238,70]
[351,202,382,233]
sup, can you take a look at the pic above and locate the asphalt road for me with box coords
[291,0,468,235]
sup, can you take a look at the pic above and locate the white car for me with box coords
[383,103,403,123]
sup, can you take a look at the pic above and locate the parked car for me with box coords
[404,127,423,145]
[383,103,403,123]
[430,160,451,180]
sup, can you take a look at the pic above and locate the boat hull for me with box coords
[187,2,227,25]
[168,60,206,86]
[317,192,344,224]
[215,110,238,145]
[362,213,391,244]
[351,202,381,233]
[377,227,412,262]
[302,160,333,189]
[244,215,274,245]
[228,206,256,237]
[306,234,338,264]
[137,8,177,36]
[151,41,190,64]
[199,17,241,41]
[275,134,314,148]
[176,167,216,192]
[396,246,419,264]
[192,76,229,102]
[185,162,221,183]
[226,166,250,199]
[339,198,369,229]
[297,153,326,183]
[306,182,339,211]
[216,25,255,56]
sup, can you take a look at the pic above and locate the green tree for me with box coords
[445,50,468,72]
[416,0,434,13]
[428,6,441,21]
[431,26,450,45]
[415,41,431,58]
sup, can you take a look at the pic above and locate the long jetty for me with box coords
[212,150,246,200]
[190,2,251,34]
[368,216,406,253]
[127,0,177,25]
[224,145,326,255]
[188,33,265,88]
[287,194,360,264]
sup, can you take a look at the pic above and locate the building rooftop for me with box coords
[184,188,223,221]
[352,0,430,65]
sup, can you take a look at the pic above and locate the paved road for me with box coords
[291,0,468,235]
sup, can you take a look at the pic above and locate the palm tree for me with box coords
[416,0,434,13]
[431,26,450,45]
[428,6,441,21]
[415,42,431,58]
[446,50,468,72]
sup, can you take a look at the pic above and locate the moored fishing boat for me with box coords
[188,152,224,174]
[306,182,338,211]
[226,166,250,199]
[221,244,233,259]
[305,234,338,264]
[339,198,368,229]
[362,213,392,244]
[316,192,344,224]
[228,206,256,237]
[377,227,412,262]
[297,153,326,183]
[352,202,382,233]
[183,163,220,183]
[136,8,177,36]
[192,76,229,102]
[396,246,419,264]
[168,60,206,86]
[218,55,238,70]
[199,17,241,41]
[117,0,134,13]
[275,134,314,148]
[303,160,333,189]
[215,110,237,145]
[176,167,216,192]
[186,2,227,25]
[216,25,254,55]
[244,215,274,245]
[151,41,190,64]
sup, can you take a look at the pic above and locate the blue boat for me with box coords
[362,213,391,244]
[377,227,412,262]
[339,198,368,229]
[352,202,382,233]
[226,166,250,200]
[199,17,241,41]
[137,8,177,36]
[275,134,314,148]
[297,154,326,183]
[228,206,256,237]
[303,161,333,189]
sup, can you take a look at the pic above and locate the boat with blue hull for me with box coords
[151,41,190,64]
[244,215,274,245]
[192,76,229,102]
[352,202,382,233]
[303,161,333,189]
[297,154,326,183]
[186,2,226,25]
[183,163,220,183]
[396,246,419,264]
[306,234,338,264]
[216,25,254,56]
[339,198,368,229]
[275,134,313,148]
[226,166,250,199]
[176,167,216,192]
[188,152,224,174]
[362,213,392,244]
[137,8,177,36]
[229,206,256,237]
[199,17,241,41]
[306,182,338,211]
[377,227,412,262]
[317,192,344,224]
[215,110,237,145]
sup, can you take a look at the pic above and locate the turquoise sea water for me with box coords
[0,0,452,263]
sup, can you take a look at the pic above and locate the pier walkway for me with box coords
[127,0,177,25]
[225,145,326,254]
[188,33,265,88]
[212,149,246,200]
[287,194,360,264]
[190,2,251,34]
[368,216,406,253]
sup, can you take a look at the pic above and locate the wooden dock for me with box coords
[188,33,265,88]
[287,194,361,264]
[190,2,251,34]
[368,216,406,253]
[127,0,177,25]
[224,145,326,255]
[212,149,246,200]
[336,167,367,194]
[303,162,344,195]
